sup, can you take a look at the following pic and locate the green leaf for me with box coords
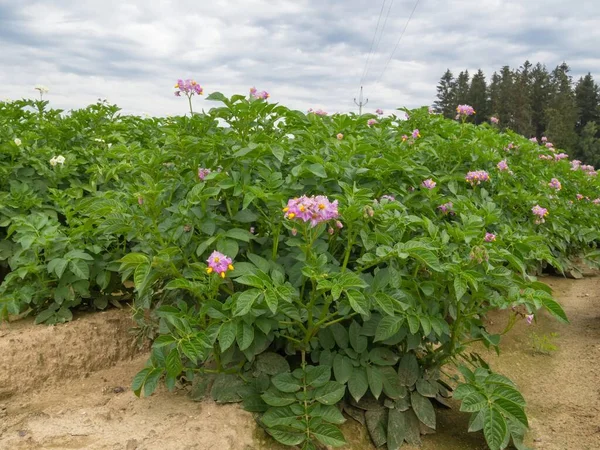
[256,352,290,375]
[266,428,305,446]
[330,323,349,349]
[408,248,443,272]
[69,259,90,279]
[454,276,467,300]
[369,347,400,366]
[416,379,438,398]
[48,258,68,278]
[367,366,384,399]
[143,369,162,398]
[348,367,369,402]
[314,381,346,405]
[349,321,367,353]
[132,367,151,397]
[411,391,436,429]
[494,397,528,428]
[218,321,236,351]
[234,288,262,316]
[206,91,228,102]
[542,297,569,323]
[374,316,404,342]
[305,365,331,387]
[483,407,508,450]
[226,228,253,242]
[272,372,301,393]
[233,209,259,223]
[397,353,419,387]
[133,263,150,291]
[165,349,183,378]
[211,374,244,403]
[380,366,406,400]
[407,314,420,334]
[311,423,346,447]
[264,288,279,314]
[119,253,149,265]
[460,392,488,413]
[314,405,346,424]
[217,238,239,258]
[374,292,395,316]
[347,289,369,315]
[307,163,327,178]
[365,409,388,447]
[261,389,297,407]
[333,354,353,384]
[236,321,254,351]
[387,408,407,450]
[262,406,299,428]
[492,385,526,407]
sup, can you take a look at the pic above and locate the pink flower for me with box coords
[206,251,234,278]
[532,205,549,224]
[539,154,553,160]
[490,116,499,124]
[545,142,554,148]
[456,104,475,116]
[484,232,496,242]
[576,194,584,200]
[335,220,343,229]
[526,314,534,325]
[250,87,269,99]
[402,135,408,142]
[497,160,509,171]
[380,195,396,202]
[198,167,212,180]
[336,133,344,140]
[541,137,548,143]
[530,137,538,143]
[554,153,569,161]
[367,119,378,127]
[422,179,436,189]
[438,201,453,215]
[283,195,340,227]
[311,109,327,116]
[249,87,257,97]
[465,170,490,186]
[412,129,420,139]
[593,198,600,205]
[375,108,383,115]
[548,178,562,191]
[571,160,582,170]
[174,79,203,97]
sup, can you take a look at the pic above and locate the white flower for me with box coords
[34,85,49,94]
[107,143,112,148]
[55,155,65,165]
[93,138,105,143]
[49,157,58,167]
[14,138,21,146]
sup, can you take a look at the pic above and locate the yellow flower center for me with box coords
[206,267,213,274]
[318,204,325,210]
[288,213,296,219]
[214,257,220,263]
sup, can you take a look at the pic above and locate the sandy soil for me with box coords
[0,275,598,450]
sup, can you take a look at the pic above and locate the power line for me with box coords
[362,0,395,84]
[359,0,388,87]
[375,0,421,85]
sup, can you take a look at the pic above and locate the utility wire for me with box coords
[375,0,421,85]
[359,0,388,87]
[362,0,395,84]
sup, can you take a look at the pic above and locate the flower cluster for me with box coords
[308,108,327,116]
[532,205,549,224]
[456,104,475,116]
[250,87,270,99]
[49,155,65,166]
[421,179,436,189]
[593,198,600,205]
[465,170,490,186]
[367,119,378,127]
[283,195,339,227]
[548,178,562,190]
[539,154,553,161]
[198,167,212,180]
[412,129,420,139]
[529,137,538,143]
[484,232,496,242]
[554,153,569,161]
[576,194,584,200]
[375,108,383,115]
[438,201,454,215]
[206,251,234,278]
[490,116,499,124]
[174,79,203,97]
[571,160,581,170]
[541,136,547,143]
[497,160,509,171]
[504,142,516,151]
[545,142,554,149]
[580,164,597,176]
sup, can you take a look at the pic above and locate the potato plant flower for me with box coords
[465,170,490,186]
[548,178,562,191]
[422,179,436,189]
[206,251,234,278]
[283,195,339,227]
[174,79,203,115]
[532,205,549,224]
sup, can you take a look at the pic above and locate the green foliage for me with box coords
[529,332,559,355]
[1,92,599,449]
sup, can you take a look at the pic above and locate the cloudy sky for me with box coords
[1,0,599,116]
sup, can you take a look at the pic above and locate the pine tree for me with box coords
[545,63,579,151]
[512,61,533,137]
[434,69,456,118]
[530,63,550,139]
[575,73,599,132]
[497,66,514,128]
[468,69,488,124]
[488,72,501,119]
[455,70,471,105]
[576,121,600,166]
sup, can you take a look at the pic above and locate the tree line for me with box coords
[432,62,600,166]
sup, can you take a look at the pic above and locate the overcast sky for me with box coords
[1,0,599,116]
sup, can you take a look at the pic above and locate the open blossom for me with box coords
[198,167,212,180]
[541,136,547,143]
[412,129,420,139]
[490,116,499,124]
[174,79,203,96]
[497,160,509,171]
[554,153,569,161]
[576,194,584,200]
[401,135,409,142]
[14,138,21,146]
[484,232,496,242]
[456,104,475,116]
[250,87,269,99]
[545,142,554,148]
[375,108,383,115]
[206,251,234,278]
[532,205,549,224]
[465,170,490,186]
[593,198,600,205]
[571,160,582,170]
[529,137,538,143]
[49,155,65,166]
[283,195,339,227]
[438,201,453,215]
[336,133,344,140]
[309,108,327,116]
[548,178,562,190]
[380,195,395,202]
[367,119,378,126]
[539,154,553,160]
[421,179,436,189]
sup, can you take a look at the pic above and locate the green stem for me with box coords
[301,350,311,443]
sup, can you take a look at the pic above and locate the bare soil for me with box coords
[0,275,598,450]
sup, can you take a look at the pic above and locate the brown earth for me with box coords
[0,275,598,450]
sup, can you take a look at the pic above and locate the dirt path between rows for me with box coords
[0,275,598,450]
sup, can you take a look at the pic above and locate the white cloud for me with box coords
[1,0,599,116]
